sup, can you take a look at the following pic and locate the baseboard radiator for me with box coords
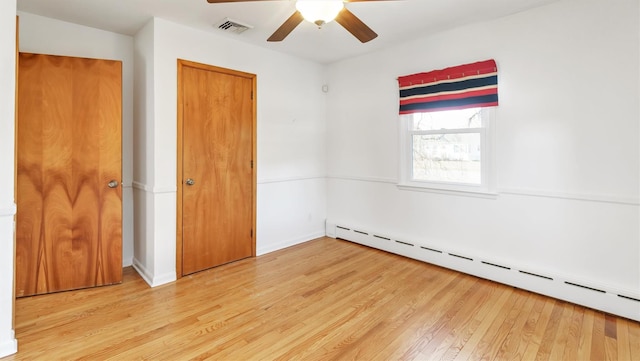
[327,222,640,322]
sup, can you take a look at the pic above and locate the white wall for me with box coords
[0,1,18,357]
[131,19,159,285]
[326,0,640,319]
[17,12,136,267]
[132,18,327,284]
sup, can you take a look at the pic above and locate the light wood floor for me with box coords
[5,237,640,360]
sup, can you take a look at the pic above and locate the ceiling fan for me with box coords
[206,0,396,43]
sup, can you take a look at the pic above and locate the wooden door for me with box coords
[16,53,123,297]
[178,60,256,276]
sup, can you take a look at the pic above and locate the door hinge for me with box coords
[251,90,253,100]
[251,160,253,168]
[251,229,253,237]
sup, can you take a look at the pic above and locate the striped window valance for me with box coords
[398,59,498,115]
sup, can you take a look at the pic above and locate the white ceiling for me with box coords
[16,0,559,64]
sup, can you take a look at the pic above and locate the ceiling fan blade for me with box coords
[267,11,304,42]
[335,8,378,43]
[207,0,275,3]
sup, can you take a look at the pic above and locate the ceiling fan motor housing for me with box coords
[296,0,345,25]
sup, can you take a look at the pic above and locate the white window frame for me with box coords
[398,107,497,197]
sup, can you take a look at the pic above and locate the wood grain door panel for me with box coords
[179,61,255,276]
[16,53,122,297]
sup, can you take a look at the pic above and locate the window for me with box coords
[399,107,495,195]
[397,59,499,196]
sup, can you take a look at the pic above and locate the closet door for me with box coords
[16,53,122,297]
[178,60,256,276]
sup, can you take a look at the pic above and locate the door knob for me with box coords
[185,178,195,186]
[107,180,119,188]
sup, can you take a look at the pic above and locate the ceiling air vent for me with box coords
[216,18,253,35]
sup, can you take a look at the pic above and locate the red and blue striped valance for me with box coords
[398,59,498,115]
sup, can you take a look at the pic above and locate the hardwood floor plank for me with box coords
[577,308,596,360]
[533,300,565,361]
[509,296,548,361]
[420,279,501,361]
[4,237,639,361]
[449,287,513,361]
[561,305,584,360]
[591,311,607,360]
[548,303,574,360]
[404,280,491,360]
[605,335,619,361]
[458,288,529,361]
[493,292,537,361]
[605,314,618,339]
[476,288,532,361]
[627,318,640,359]
[604,314,619,361]
[616,318,631,361]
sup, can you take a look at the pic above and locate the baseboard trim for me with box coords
[257,231,326,256]
[132,258,176,287]
[331,223,640,321]
[0,331,18,358]
[131,258,153,286]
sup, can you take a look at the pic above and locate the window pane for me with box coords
[410,108,482,131]
[412,133,481,184]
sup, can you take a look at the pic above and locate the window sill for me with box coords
[397,183,498,199]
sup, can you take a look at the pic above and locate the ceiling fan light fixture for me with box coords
[296,0,345,27]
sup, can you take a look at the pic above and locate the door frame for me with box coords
[176,59,257,278]
[13,15,19,327]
